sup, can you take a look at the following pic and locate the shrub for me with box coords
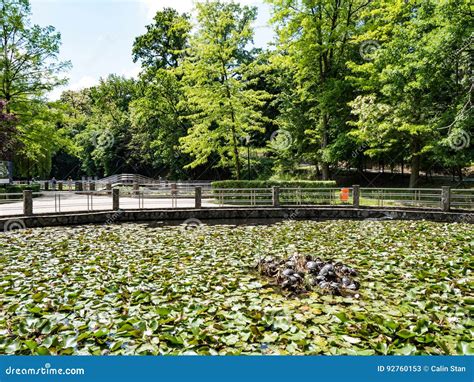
[0,183,40,199]
[211,180,337,189]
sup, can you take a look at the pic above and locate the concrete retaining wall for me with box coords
[0,207,472,231]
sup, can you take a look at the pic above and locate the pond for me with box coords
[0,220,472,355]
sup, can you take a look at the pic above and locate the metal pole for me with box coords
[171,183,177,208]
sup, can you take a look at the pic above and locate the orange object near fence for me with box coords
[340,188,350,202]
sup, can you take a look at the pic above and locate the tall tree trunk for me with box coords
[321,163,330,180]
[409,138,421,188]
[321,114,330,180]
[220,59,241,180]
[409,155,420,188]
[457,166,463,182]
[231,129,241,180]
[228,103,240,180]
[357,157,363,173]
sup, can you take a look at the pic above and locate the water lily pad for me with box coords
[0,220,471,355]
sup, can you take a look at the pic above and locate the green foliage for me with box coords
[0,0,70,105]
[35,0,472,183]
[347,0,473,187]
[0,182,40,199]
[61,8,195,179]
[0,182,39,193]
[132,8,191,71]
[0,0,71,178]
[268,0,371,180]
[13,101,73,178]
[128,69,190,179]
[0,100,17,160]
[179,1,271,179]
[62,75,138,177]
[212,180,336,189]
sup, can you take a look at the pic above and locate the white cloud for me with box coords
[47,76,99,101]
[139,0,193,17]
[139,0,264,18]
[124,65,142,79]
[70,76,99,91]
[48,87,64,101]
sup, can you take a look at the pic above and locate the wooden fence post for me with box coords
[23,190,33,216]
[272,187,280,207]
[195,187,202,209]
[112,188,120,211]
[441,186,451,212]
[353,185,360,208]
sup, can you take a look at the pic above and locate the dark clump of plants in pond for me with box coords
[258,254,360,297]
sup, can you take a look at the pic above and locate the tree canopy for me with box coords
[3,0,472,185]
[0,0,71,177]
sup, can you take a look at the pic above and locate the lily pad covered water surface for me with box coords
[0,220,472,355]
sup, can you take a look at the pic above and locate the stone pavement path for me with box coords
[0,192,220,217]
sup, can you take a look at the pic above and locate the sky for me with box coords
[29,0,274,100]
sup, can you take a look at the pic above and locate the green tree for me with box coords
[132,8,191,72]
[13,100,72,178]
[129,8,192,178]
[61,76,139,177]
[179,1,270,179]
[0,0,69,108]
[268,0,372,180]
[0,0,70,178]
[83,75,138,176]
[348,0,473,187]
[0,99,17,160]
[129,70,190,178]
